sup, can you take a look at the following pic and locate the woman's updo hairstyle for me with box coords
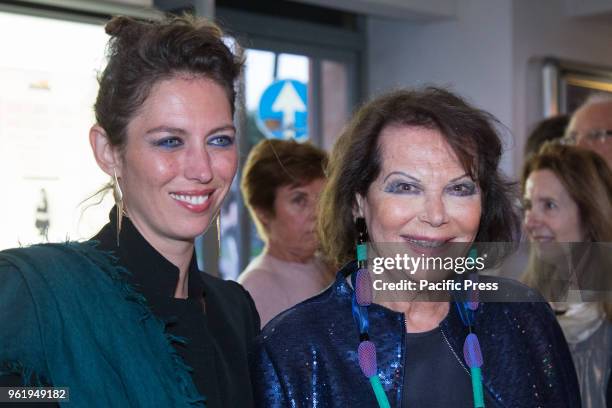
[94,14,243,149]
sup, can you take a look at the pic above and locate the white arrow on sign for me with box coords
[271,81,306,139]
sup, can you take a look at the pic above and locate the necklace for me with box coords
[351,241,485,408]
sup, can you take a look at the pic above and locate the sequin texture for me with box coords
[249,263,581,407]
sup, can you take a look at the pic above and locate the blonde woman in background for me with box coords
[522,142,612,408]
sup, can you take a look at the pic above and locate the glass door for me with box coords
[212,9,363,279]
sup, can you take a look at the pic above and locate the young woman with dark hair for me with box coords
[0,15,259,407]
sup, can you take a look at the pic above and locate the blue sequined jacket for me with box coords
[250,263,581,407]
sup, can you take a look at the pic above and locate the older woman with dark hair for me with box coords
[250,87,580,407]
[0,15,258,407]
[522,142,612,408]
[239,139,332,326]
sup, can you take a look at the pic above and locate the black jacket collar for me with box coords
[92,208,205,300]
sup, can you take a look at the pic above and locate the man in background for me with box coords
[565,94,612,168]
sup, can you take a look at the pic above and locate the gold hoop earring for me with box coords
[113,169,124,246]
[216,213,221,251]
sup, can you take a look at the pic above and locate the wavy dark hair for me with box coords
[318,87,521,267]
[94,14,243,149]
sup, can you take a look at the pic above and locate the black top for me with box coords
[402,325,494,408]
[93,212,260,407]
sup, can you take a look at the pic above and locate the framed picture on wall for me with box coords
[542,57,612,117]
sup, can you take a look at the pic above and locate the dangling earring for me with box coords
[354,217,371,304]
[113,168,124,246]
[355,217,368,253]
[344,217,368,278]
[216,213,221,252]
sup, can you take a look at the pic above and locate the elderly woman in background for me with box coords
[0,15,259,407]
[522,142,612,408]
[239,139,332,326]
[250,87,580,407]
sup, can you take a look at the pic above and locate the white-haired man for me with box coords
[565,94,612,168]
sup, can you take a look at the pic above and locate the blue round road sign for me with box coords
[257,79,308,142]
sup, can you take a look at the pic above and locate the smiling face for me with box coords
[356,125,482,253]
[523,169,584,243]
[262,177,326,263]
[115,76,237,249]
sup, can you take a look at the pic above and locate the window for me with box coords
[0,11,110,249]
[212,7,364,279]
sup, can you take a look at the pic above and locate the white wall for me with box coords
[294,0,456,20]
[512,0,612,170]
[368,0,612,177]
